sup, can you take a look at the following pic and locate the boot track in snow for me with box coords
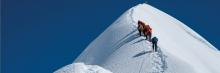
[136,42,168,73]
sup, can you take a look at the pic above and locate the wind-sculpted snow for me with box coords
[54,63,112,73]
[150,48,168,73]
[55,3,220,73]
[134,43,168,73]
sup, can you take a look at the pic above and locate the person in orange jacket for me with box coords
[137,20,145,36]
[144,25,152,41]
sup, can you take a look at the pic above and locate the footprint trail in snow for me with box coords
[150,49,168,73]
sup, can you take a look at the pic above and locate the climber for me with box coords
[137,20,145,36]
[151,36,158,52]
[144,25,152,41]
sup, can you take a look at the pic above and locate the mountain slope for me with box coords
[57,3,220,73]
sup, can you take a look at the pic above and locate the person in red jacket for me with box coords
[144,25,152,41]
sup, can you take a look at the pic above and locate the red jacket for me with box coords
[144,25,152,34]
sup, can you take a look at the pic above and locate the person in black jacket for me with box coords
[151,37,158,52]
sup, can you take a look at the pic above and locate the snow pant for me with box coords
[138,29,142,36]
[152,42,157,52]
[145,33,152,41]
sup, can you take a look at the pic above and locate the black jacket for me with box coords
[152,37,158,43]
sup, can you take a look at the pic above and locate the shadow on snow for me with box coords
[133,50,152,58]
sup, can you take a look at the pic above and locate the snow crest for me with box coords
[56,3,220,73]
[54,63,112,73]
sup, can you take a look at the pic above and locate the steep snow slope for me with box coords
[56,3,220,73]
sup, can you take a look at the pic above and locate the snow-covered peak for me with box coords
[55,3,220,73]
[132,3,218,50]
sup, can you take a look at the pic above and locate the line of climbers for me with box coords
[137,20,158,52]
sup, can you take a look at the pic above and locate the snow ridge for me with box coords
[136,42,168,73]
[56,3,220,73]
[129,5,168,73]
[150,48,168,73]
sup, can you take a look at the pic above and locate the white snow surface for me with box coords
[54,63,112,73]
[56,3,220,73]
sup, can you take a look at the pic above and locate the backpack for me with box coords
[152,37,158,43]
[145,25,152,33]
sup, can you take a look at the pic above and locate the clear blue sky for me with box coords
[2,0,220,73]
